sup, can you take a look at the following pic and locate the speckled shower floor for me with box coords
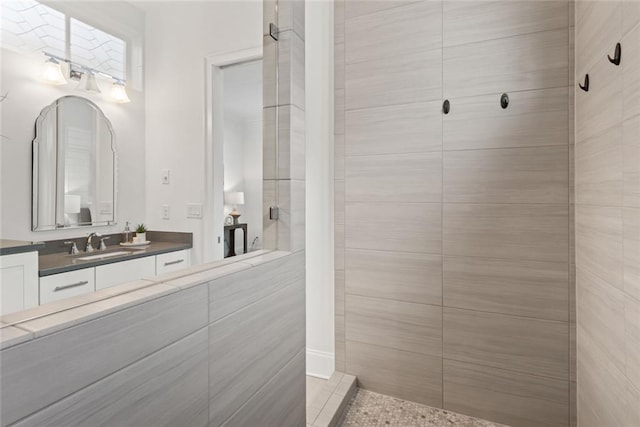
[340,389,509,427]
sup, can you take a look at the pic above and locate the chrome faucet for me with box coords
[85,232,101,252]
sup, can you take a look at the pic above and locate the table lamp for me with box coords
[225,191,245,225]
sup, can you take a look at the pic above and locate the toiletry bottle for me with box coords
[123,221,131,243]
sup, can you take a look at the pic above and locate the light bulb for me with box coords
[111,81,130,103]
[41,57,67,85]
[77,71,101,93]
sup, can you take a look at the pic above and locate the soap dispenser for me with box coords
[123,221,132,243]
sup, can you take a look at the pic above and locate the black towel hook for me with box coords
[608,42,621,66]
[500,93,509,109]
[442,99,450,115]
[579,74,589,92]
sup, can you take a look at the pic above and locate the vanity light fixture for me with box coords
[110,80,130,103]
[41,56,67,85]
[76,70,101,94]
[41,52,130,103]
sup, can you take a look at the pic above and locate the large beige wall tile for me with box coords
[443,203,569,262]
[263,180,277,250]
[624,207,640,300]
[335,134,345,180]
[15,330,209,427]
[443,359,569,427]
[208,252,304,322]
[346,340,442,407]
[444,308,569,379]
[277,180,305,253]
[623,0,640,36]
[623,116,640,207]
[336,314,346,371]
[0,286,208,426]
[335,88,345,135]
[336,270,345,317]
[444,29,568,98]
[627,382,640,427]
[346,294,442,357]
[346,152,442,203]
[575,125,623,206]
[221,350,306,427]
[344,0,418,20]
[335,179,345,269]
[570,380,577,427]
[346,1,441,64]
[576,267,626,375]
[277,30,305,110]
[576,0,622,73]
[623,24,640,118]
[443,0,568,47]
[576,205,623,290]
[443,88,569,151]
[278,105,305,180]
[208,280,304,426]
[346,248,442,306]
[335,0,345,44]
[443,257,569,321]
[346,202,441,254]
[577,328,628,427]
[335,42,344,90]
[346,49,442,110]
[346,101,442,156]
[626,294,640,389]
[443,146,569,204]
[575,56,622,142]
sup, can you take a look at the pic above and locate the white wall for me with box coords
[142,1,262,264]
[0,1,146,242]
[305,0,335,378]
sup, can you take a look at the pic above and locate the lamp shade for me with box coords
[41,57,67,85]
[111,81,130,103]
[77,71,101,93]
[225,191,245,206]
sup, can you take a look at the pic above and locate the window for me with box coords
[2,0,126,81]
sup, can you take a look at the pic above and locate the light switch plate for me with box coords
[161,204,170,220]
[187,203,203,219]
[161,169,170,184]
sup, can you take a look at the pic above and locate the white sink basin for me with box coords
[76,251,131,261]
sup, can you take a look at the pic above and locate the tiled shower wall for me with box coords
[574,1,640,426]
[334,1,575,426]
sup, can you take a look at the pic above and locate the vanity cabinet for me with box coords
[95,257,156,290]
[156,250,191,275]
[40,267,95,305]
[0,251,39,315]
[38,249,192,301]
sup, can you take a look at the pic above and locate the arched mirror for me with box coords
[32,96,117,231]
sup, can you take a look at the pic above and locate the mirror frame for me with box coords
[32,95,118,231]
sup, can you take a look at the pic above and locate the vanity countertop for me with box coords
[39,240,192,277]
[0,239,45,256]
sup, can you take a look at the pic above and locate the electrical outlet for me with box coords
[187,203,202,219]
[161,204,170,220]
[161,169,170,185]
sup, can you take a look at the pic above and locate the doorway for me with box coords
[204,48,262,262]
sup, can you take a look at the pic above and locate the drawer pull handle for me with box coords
[54,281,89,292]
[164,259,184,267]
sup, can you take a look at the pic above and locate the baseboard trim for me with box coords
[306,349,335,379]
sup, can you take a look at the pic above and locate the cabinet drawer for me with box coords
[40,268,95,305]
[95,256,156,290]
[156,250,191,275]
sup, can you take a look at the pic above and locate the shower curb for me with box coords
[307,372,357,427]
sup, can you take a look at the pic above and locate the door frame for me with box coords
[203,46,262,262]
